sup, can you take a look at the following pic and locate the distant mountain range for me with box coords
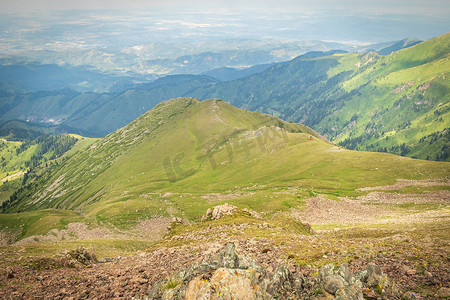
[0,38,422,82]
[0,34,447,161]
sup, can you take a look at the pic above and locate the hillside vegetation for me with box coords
[2,98,448,238]
[0,34,447,161]
[190,34,450,161]
[0,122,97,206]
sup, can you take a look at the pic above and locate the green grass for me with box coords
[1,97,449,238]
[184,34,449,161]
[0,209,86,239]
[0,238,153,265]
[314,34,450,161]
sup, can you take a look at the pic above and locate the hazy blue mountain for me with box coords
[0,63,137,93]
[201,63,275,81]
[136,74,218,90]
[0,75,219,137]
[378,38,422,55]
[0,120,85,141]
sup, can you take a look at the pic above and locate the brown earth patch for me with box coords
[293,196,394,224]
[201,193,242,202]
[15,223,113,245]
[359,190,450,204]
[1,171,24,182]
[136,217,171,240]
[357,179,449,191]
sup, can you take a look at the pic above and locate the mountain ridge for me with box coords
[2,98,448,229]
[0,34,448,160]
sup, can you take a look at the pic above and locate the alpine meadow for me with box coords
[0,1,449,299]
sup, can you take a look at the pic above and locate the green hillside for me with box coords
[190,34,450,161]
[0,120,98,204]
[1,35,447,160]
[2,98,448,238]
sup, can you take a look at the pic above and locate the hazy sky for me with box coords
[2,0,449,15]
[0,0,449,45]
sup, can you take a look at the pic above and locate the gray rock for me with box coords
[323,274,346,295]
[294,275,304,295]
[335,285,364,300]
[148,279,165,299]
[319,263,335,281]
[239,253,262,272]
[338,263,356,285]
[355,269,368,283]
[212,203,238,219]
[267,265,295,297]
[356,264,383,286]
[201,242,240,270]
[365,264,385,288]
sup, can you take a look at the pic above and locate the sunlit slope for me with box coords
[191,33,450,161]
[3,98,448,225]
[325,33,450,160]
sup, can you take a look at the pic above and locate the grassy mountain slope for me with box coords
[0,35,447,159]
[190,34,450,161]
[0,131,92,207]
[2,98,448,233]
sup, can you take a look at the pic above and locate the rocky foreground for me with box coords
[149,243,400,299]
[1,199,449,299]
[1,239,448,300]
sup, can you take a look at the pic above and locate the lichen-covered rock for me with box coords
[319,263,335,281]
[210,268,258,299]
[212,203,238,219]
[66,247,97,265]
[338,263,356,285]
[201,242,240,270]
[335,285,364,300]
[184,276,212,300]
[147,244,401,300]
[357,264,383,287]
[266,264,302,298]
[323,275,346,295]
[354,263,402,299]
[319,262,365,299]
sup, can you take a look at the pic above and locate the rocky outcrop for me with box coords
[201,204,261,221]
[148,243,402,300]
[318,262,401,299]
[67,247,98,266]
[149,242,301,299]
[202,203,238,221]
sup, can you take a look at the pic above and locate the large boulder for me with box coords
[202,203,238,221]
